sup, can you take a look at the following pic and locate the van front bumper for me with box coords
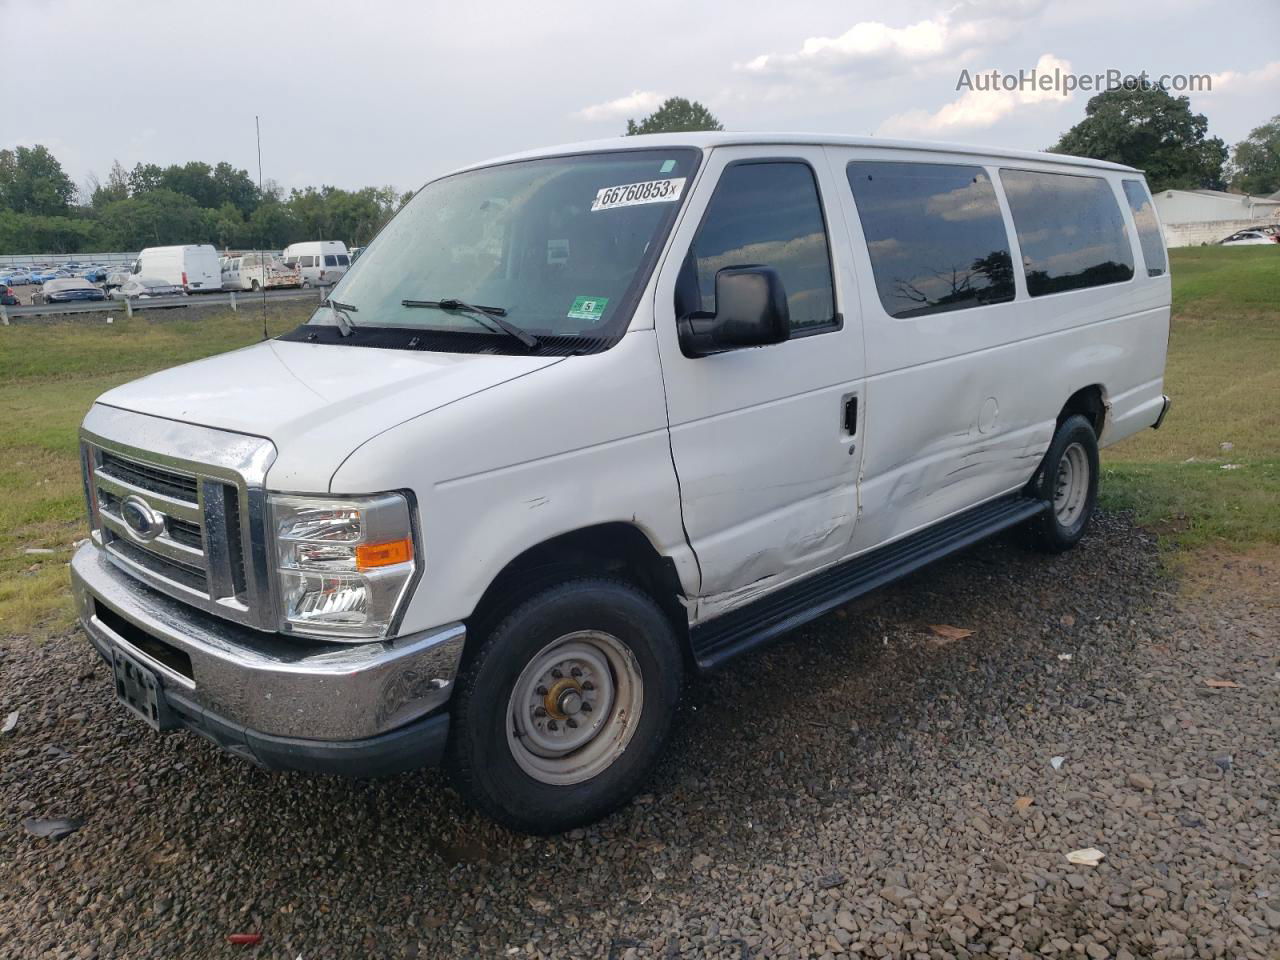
[69,543,464,776]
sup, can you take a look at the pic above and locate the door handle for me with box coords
[843,396,858,435]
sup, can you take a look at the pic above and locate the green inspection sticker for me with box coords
[659,159,676,173]
[567,296,609,321]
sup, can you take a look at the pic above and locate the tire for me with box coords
[1025,414,1099,553]
[446,578,684,834]
[250,280,260,292]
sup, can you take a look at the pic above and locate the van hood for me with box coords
[96,339,563,490]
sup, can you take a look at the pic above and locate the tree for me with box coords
[95,189,210,249]
[1050,84,1226,192]
[1227,115,1280,196]
[91,159,131,208]
[128,162,164,195]
[625,97,723,136]
[0,145,77,215]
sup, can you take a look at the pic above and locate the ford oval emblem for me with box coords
[120,495,165,542]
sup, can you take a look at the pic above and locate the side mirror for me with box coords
[678,265,790,358]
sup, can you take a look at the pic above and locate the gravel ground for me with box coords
[1,512,1277,959]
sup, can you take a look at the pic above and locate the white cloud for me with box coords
[574,90,666,122]
[876,53,1073,138]
[738,0,1048,80]
[1204,60,1280,96]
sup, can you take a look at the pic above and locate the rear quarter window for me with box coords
[336,254,350,266]
[324,255,338,267]
[1000,170,1134,296]
[846,161,1015,319]
[1122,180,1167,276]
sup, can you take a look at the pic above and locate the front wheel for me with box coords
[1025,414,1099,552]
[446,579,683,834]
[250,279,260,292]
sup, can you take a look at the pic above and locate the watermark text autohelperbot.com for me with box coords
[956,68,1212,95]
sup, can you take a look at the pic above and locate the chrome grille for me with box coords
[80,405,278,632]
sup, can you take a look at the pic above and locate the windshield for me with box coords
[303,148,700,350]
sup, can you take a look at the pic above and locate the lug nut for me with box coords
[551,668,563,678]
[580,702,592,713]
[534,706,547,718]
[536,685,548,696]
[582,680,595,691]
[548,720,559,731]
[566,718,578,729]
[570,666,582,677]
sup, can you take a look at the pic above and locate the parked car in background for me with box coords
[110,276,186,300]
[1219,229,1277,246]
[32,277,107,304]
[103,270,132,292]
[0,268,33,286]
[349,246,364,262]
[281,240,350,287]
[221,253,302,291]
[131,244,220,292]
[0,285,19,306]
[30,267,70,284]
[81,265,110,282]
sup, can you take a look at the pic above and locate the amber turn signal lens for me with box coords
[355,537,413,569]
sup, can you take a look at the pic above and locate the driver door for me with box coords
[652,146,866,621]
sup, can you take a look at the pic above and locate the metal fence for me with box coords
[0,286,327,324]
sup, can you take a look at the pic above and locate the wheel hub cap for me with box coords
[506,631,644,786]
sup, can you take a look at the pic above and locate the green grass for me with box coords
[1099,246,1280,550]
[0,304,313,641]
[0,248,1275,639]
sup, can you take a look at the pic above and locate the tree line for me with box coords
[0,149,412,255]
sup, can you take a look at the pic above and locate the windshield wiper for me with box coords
[401,297,540,350]
[320,297,359,337]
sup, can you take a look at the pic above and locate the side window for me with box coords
[301,256,314,268]
[1000,170,1135,296]
[1121,180,1167,277]
[324,254,338,267]
[336,254,350,266]
[683,161,836,333]
[846,161,1014,318]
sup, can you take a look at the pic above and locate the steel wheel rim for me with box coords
[1054,441,1090,527]
[507,630,644,786]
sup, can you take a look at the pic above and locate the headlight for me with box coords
[270,493,418,641]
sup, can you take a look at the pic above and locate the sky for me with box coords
[5,0,1278,196]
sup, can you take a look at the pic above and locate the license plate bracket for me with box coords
[111,646,177,732]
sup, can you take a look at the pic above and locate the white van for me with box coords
[132,245,220,293]
[221,253,302,291]
[71,134,1170,833]
[281,240,350,287]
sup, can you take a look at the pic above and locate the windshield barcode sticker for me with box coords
[591,177,686,212]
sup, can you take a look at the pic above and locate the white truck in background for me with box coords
[281,240,351,287]
[132,245,220,294]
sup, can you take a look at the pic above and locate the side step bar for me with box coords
[690,494,1049,670]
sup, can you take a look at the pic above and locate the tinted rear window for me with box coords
[336,254,350,266]
[846,161,1015,318]
[1121,180,1166,276]
[1000,170,1134,296]
[324,255,338,267]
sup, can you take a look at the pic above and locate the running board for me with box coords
[690,494,1049,670]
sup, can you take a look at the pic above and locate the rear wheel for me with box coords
[1025,414,1099,552]
[446,578,683,834]
[250,279,261,292]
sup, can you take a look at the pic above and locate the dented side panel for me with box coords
[651,144,868,624]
